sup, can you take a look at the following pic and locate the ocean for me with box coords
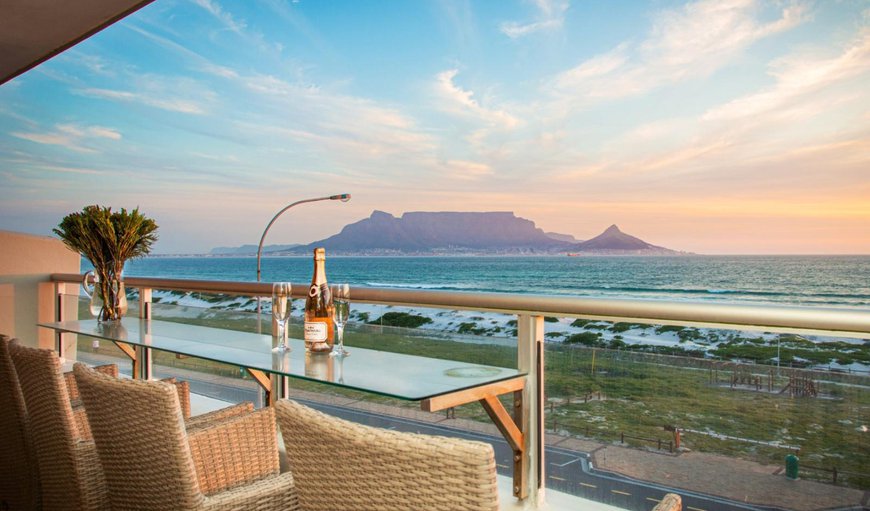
[123,255,870,309]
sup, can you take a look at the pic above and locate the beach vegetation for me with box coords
[368,312,432,328]
[564,332,603,346]
[457,322,488,335]
[608,337,627,349]
[609,322,635,333]
[654,325,685,335]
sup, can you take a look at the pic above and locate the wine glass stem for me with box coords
[337,325,344,351]
[282,320,289,348]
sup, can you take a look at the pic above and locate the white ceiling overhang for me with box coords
[0,0,156,85]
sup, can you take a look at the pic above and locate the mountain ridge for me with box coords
[212,211,685,255]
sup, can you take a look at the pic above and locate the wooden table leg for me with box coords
[421,377,528,499]
[480,393,527,499]
[112,341,138,378]
[247,368,273,405]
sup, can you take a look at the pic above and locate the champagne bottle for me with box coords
[304,247,334,352]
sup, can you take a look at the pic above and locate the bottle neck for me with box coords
[311,258,327,285]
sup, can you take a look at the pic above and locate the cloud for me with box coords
[76,87,208,114]
[550,0,807,102]
[435,69,520,128]
[443,159,493,180]
[10,123,122,153]
[501,0,569,38]
[233,73,436,165]
[703,30,870,122]
[191,0,247,34]
[66,52,116,77]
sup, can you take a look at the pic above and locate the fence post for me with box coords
[621,432,624,444]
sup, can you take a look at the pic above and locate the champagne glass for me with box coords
[330,283,350,357]
[272,282,292,352]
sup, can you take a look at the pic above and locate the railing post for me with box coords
[517,313,545,507]
[137,287,153,380]
[55,281,66,358]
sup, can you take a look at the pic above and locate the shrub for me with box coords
[368,312,432,328]
[564,332,603,347]
[457,322,488,335]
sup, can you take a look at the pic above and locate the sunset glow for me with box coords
[1,0,868,254]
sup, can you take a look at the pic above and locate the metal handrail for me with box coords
[51,273,870,338]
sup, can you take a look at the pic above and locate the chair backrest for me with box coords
[9,342,98,510]
[0,336,40,510]
[275,399,499,511]
[73,363,205,510]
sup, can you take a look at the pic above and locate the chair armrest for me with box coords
[203,471,299,510]
[65,364,118,401]
[188,407,280,495]
[186,402,254,431]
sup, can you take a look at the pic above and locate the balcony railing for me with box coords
[49,273,870,510]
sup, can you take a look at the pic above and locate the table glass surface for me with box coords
[40,319,524,401]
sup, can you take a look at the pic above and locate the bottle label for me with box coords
[304,321,328,342]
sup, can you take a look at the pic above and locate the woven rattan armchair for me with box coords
[0,335,40,510]
[9,341,109,510]
[73,363,299,511]
[1,335,121,508]
[275,399,500,511]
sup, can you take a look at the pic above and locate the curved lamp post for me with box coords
[256,193,351,282]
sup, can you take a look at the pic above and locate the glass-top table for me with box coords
[40,318,524,402]
[40,317,529,498]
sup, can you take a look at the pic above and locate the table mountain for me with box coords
[306,210,569,253]
[210,213,685,255]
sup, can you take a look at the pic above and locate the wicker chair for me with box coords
[9,341,109,510]
[275,399,500,511]
[73,363,299,511]
[0,335,40,510]
[1,335,123,508]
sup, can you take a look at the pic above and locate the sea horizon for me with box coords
[119,254,870,310]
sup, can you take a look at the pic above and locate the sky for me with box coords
[1,0,868,255]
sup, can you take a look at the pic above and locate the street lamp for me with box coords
[256,193,351,282]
